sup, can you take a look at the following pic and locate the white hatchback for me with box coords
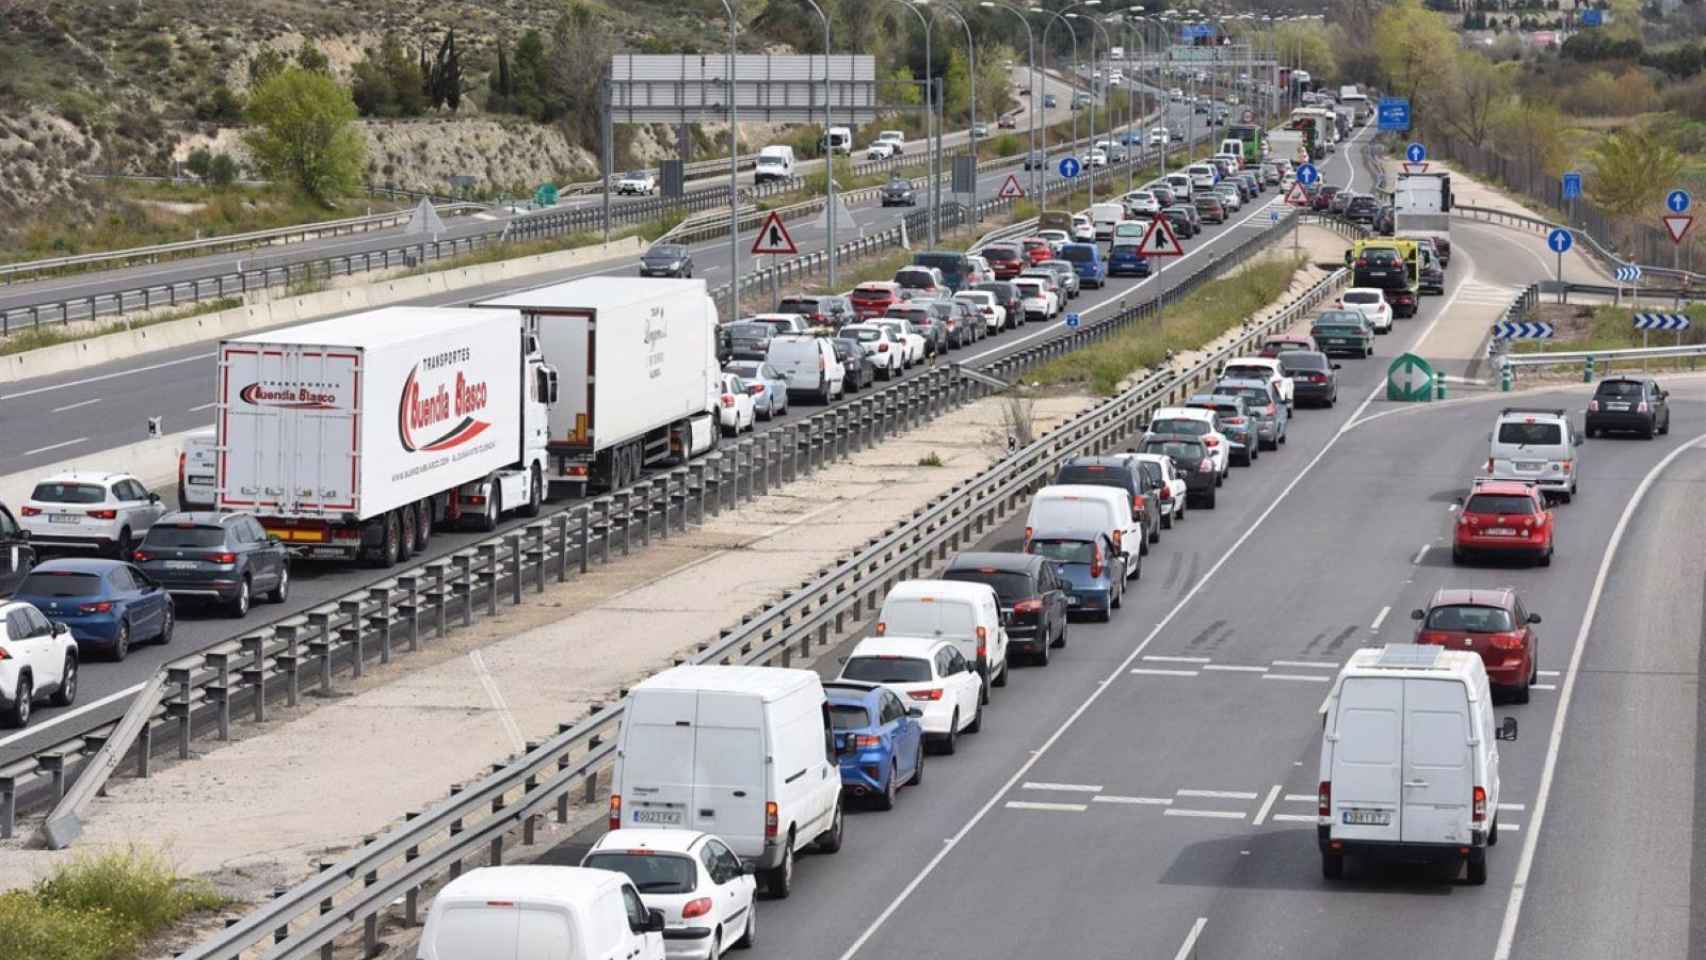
[838,635,982,753]
[19,472,167,558]
[0,600,80,727]
[717,373,756,435]
[953,290,1007,334]
[1145,406,1232,476]
[1221,357,1295,408]
[1011,278,1058,321]
[1338,287,1394,333]
[582,830,758,960]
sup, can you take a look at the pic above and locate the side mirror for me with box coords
[148,493,161,503]
[1496,717,1519,742]
[740,862,757,876]
[1527,612,1542,624]
[1453,495,1464,507]
[644,908,667,934]
[16,529,28,541]
[1410,608,1425,621]
[907,706,925,719]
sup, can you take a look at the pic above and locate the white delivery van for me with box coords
[1089,202,1125,241]
[177,427,218,510]
[1164,173,1194,202]
[610,666,844,899]
[754,145,796,183]
[1025,485,1142,579]
[1317,644,1519,885]
[765,335,845,403]
[1185,162,1219,191]
[417,866,665,960]
[1487,406,1579,500]
[823,126,854,155]
[875,579,1011,702]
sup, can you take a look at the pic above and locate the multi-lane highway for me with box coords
[0,99,1335,766]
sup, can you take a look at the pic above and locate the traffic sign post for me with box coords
[1405,142,1426,165]
[1386,353,1435,402]
[1066,312,1081,329]
[1295,163,1318,186]
[1137,215,1183,281]
[1377,97,1411,132]
[751,210,798,256]
[1058,156,1082,179]
[1547,227,1572,304]
[1562,171,1582,201]
[1634,313,1692,366]
[997,173,1026,200]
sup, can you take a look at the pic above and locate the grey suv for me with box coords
[132,512,290,617]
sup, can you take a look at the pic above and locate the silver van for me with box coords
[1487,407,1579,501]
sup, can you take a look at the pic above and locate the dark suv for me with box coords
[1141,436,1218,508]
[776,294,853,329]
[942,552,1071,666]
[131,512,290,617]
[1344,194,1379,224]
[1586,377,1671,438]
[0,502,35,598]
[1053,456,1162,551]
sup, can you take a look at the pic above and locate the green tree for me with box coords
[1373,0,1457,118]
[186,147,213,178]
[297,41,330,74]
[207,153,239,186]
[196,85,245,123]
[1585,127,1684,217]
[543,3,617,146]
[1439,50,1511,145]
[350,33,425,117]
[248,45,287,89]
[489,34,514,110]
[243,67,366,203]
[880,65,923,106]
[1491,96,1567,175]
[430,29,463,111]
[942,48,971,121]
[511,29,548,118]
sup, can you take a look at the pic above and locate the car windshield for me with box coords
[18,571,104,597]
[1144,441,1204,464]
[1497,421,1563,445]
[1014,282,1041,296]
[1596,381,1644,399]
[895,271,935,289]
[1363,248,1400,264]
[1113,243,1141,255]
[1223,365,1270,380]
[30,483,106,504]
[623,171,646,179]
[842,656,933,683]
[829,703,874,731]
[1135,461,1163,485]
[725,323,771,339]
[942,569,1034,603]
[777,298,821,313]
[1027,539,1094,564]
[752,319,794,334]
[1343,291,1381,305]
[648,245,686,259]
[1317,311,1365,325]
[1220,387,1271,407]
[1466,494,1537,515]
[581,853,696,894]
[846,328,883,342]
[852,286,893,300]
[1150,417,1209,436]
[985,246,1019,262]
[1060,246,1095,263]
[142,525,227,548]
[1055,465,1131,491]
[878,324,906,338]
[1425,604,1515,633]
[975,283,1015,299]
[725,362,762,377]
[1194,198,1219,208]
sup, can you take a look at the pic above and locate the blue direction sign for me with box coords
[1405,142,1426,165]
[1547,228,1573,254]
[1065,312,1082,328]
[1582,8,1603,25]
[1634,313,1691,331]
[1667,188,1692,214]
[1378,97,1411,132]
[1494,321,1556,340]
[1615,265,1643,283]
[1562,171,1582,200]
[1059,156,1082,179]
[1296,163,1319,186]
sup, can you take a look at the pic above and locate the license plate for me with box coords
[633,809,683,825]
[1326,339,1347,346]
[1485,527,1515,536]
[49,514,79,524]
[1515,462,1542,472]
[1606,403,1629,411]
[1068,596,1082,606]
[1342,808,1391,826]
[164,560,200,570]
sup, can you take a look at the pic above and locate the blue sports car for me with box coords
[11,558,174,661]
[824,680,926,810]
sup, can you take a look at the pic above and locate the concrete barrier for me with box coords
[0,430,197,510]
[0,237,645,386]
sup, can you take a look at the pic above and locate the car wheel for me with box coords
[267,565,290,604]
[708,933,721,960]
[1162,511,1173,530]
[941,711,959,755]
[979,673,990,705]
[1203,488,1217,509]
[1054,618,1067,648]
[1150,525,1160,544]
[1538,544,1552,567]
[1466,849,1487,886]
[1322,851,1344,880]
[1489,816,1500,846]
[908,740,925,785]
[764,832,795,898]
[875,762,898,810]
[51,655,77,707]
[1139,536,1149,557]
[114,527,133,561]
[2,675,29,728]
[1661,413,1671,435]
[157,604,174,644]
[521,466,543,518]
[760,398,773,421]
[111,621,131,661]
[415,499,433,551]
[228,578,251,619]
[966,699,983,733]
[816,800,844,852]
[398,504,417,562]
[1452,546,1465,565]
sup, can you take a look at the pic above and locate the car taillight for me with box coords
[1472,785,1487,823]
[1204,437,1220,448]
[19,506,40,517]
[1158,485,1171,500]
[1013,598,1043,614]
[765,801,779,838]
[133,550,152,562]
[1133,494,1147,513]
[749,384,764,395]
[1225,417,1247,425]
[1111,529,1123,551]
[211,552,237,564]
[1356,258,1367,267]
[1490,632,1525,651]
[88,509,117,520]
[682,897,714,919]
[818,355,826,372]
[909,689,943,701]
[1090,542,1104,579]
[1264,405,1276,416]
[1311,373,1328,383]
[0,648,8,661]
[608,795,622,829]
[1198,460,1215,473]
[179,452,187,488]
[1318,781,1331,816]
[975,625,988,661]
[79,601,114,614]
[875,621,886,636]
[722,394,735,408]
[853,734,881,749]
[1485,458,1494,472]
[1637,401,1649,413]
[878,342,889,352]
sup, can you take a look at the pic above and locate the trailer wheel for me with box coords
[398,504,417,561]
[415,498,433,550]
[520,465,543,517]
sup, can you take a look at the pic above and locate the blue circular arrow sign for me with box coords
[1405,142,1426,164]
[1058,156,1082,179]
[1547,228,1573,254]
[1296,163,1319,186]
[1667,188,1692,214]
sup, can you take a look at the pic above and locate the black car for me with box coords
[1164,205,1200,238]
[941,552,1070,666]
[1418,248,1445,295]
[1023,150,1049,171]
[880,175,917,207]
[132,512,289,616]
[1352,246,1407,288]
[721,321,776,362]
[0,502,35,598]
[1053,456,1162,551]
[972,281,1024,331]
[947,299,983,347]
[1373,205,1395,236]
[832,337,876,392]
[1149,184,1177,207]
[778,294,854,328]
[1344,194,1380,225]
[639,243,693,278]
[1140,435,1218,508]
[1277,350,1340,407]
[1586,377,1671,438]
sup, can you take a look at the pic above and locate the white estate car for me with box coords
[582,829,758,960]
[1338,287,1394,334]
[1221,357,1296,409]
[837,635,982,754]
[954,290,1007,334]
[840,323,907,378]
[617,170,658,196]
[1011,277,1059,322]
[717,372,756,435]
[1144,406,1232,477]
[875,130,907,154]
[1118,452,1189,528]
[19,472,167,558]
[0,599,80,727]
[1071,215,1096,242]
[865,140,898,160]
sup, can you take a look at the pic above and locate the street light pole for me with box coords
[889,0,936,244]
[940,4,978,223]
[982,1,1039,197]
[719,0,740,317]
[802,0,837,288]
[1030,6,1076,215]
[1061,0,1102,203]
[1072,11,1114,208]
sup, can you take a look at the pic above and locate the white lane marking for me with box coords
[469,650,526,753]
[829,137,1389,960]
[1022,781,1103,793]
[1284,793,1317,803]
[1144,654,1212,663]
[1271,660,1339,670]
[1201,664,1267,673]
[1005,800,1088,812]
[1251,785,1282,826]
[1494,432,1706,960]
[0,682,145,749]
[0,351,216,401]
[1173,918,1209,960]
[23,437,87,457]
[1531,684,1557,691]
[1271,813,1318,823]
[1165,808,1247,820]
[1131,668,1199,677]
[189,402,216,412]
[1092,795,1173,805]
[1538,670,1561,678]
[1370,605,1391,631]
[1264,673,1331,683]
[1177,789,1259,800]
[1501,822,1522,832]
[1412,543,1430,564]
[50,398,101,413]
[1499,802,1527,812]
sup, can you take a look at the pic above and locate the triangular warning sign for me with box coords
[1285,182,1311,207]
[1138,216,1183,257]
[751,210,798,255]
[1664,214,1693,244]
[997,173,1026,200]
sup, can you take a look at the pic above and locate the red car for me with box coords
[850,281,902,319]
[1453,478,1554,566]
[1311,184,1340,212]
[983,243,1026,279]
[1020,237,1054,266]
[1411,587,1542,702]
[1260,334,1318,358]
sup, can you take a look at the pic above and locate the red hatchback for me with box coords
[983,243,1026,279]
[850,281,902,319]
[1020,237,1054,266]
[1453,479,1553,566]
[1411,587,1541,702]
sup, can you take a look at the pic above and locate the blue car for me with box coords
[1108,240,1152,277]
[723,360,790,419]
[1059,242,1107,289]
[1025,531,1124,622]
[11,558,174,661]
[824,680,925,810]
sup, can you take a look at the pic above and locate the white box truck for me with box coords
[216,307,553,566]
[1395,170,1454,266]
[476,278,722,497]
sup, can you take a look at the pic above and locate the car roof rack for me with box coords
[1499,407,1567,417]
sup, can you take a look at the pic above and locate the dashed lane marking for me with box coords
[1143,654,1212,663]
[1093,795,1173,805]
[1005,801,1088,812]
[1263,672,1332,683]
[1177,789,1260,800]
[1131,667,1200,677]
[1166,808,1247,820]
[1022,781,1103,793]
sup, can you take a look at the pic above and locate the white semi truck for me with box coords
[476,278,723,498]
[1395,170,1454,266]
[216,307,554,566]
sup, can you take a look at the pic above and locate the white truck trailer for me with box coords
[216,307,554,566]
[1395,170,1454,266]
[476,278,722,497]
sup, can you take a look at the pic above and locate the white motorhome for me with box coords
[754,145,796,183]
[1317,644,1519,885]
[875,579,1012,701]
[416,866,666,960]
[610,666,844,899]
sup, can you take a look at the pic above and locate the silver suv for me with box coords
[1487,407,1580,502]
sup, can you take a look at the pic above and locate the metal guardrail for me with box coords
[172,211,1342,960]
[1452,204,1706,290]
[1501,342,1706,368]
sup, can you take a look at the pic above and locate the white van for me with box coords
[1487,407,1579,500]
[178,426,218,510]
[1025,485,1142,579]
[1164,173,1194,201]
[1218,138,1245,159]
[765,335,846,403]
[875,579,1011,702]
[1185,162,1219,191]
[1317,644,1519,885]
[754,145,796,184]
[823,126,854,155]
[417,866,666,960]
[1089,202,1125,241]
[610,665,844,898]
